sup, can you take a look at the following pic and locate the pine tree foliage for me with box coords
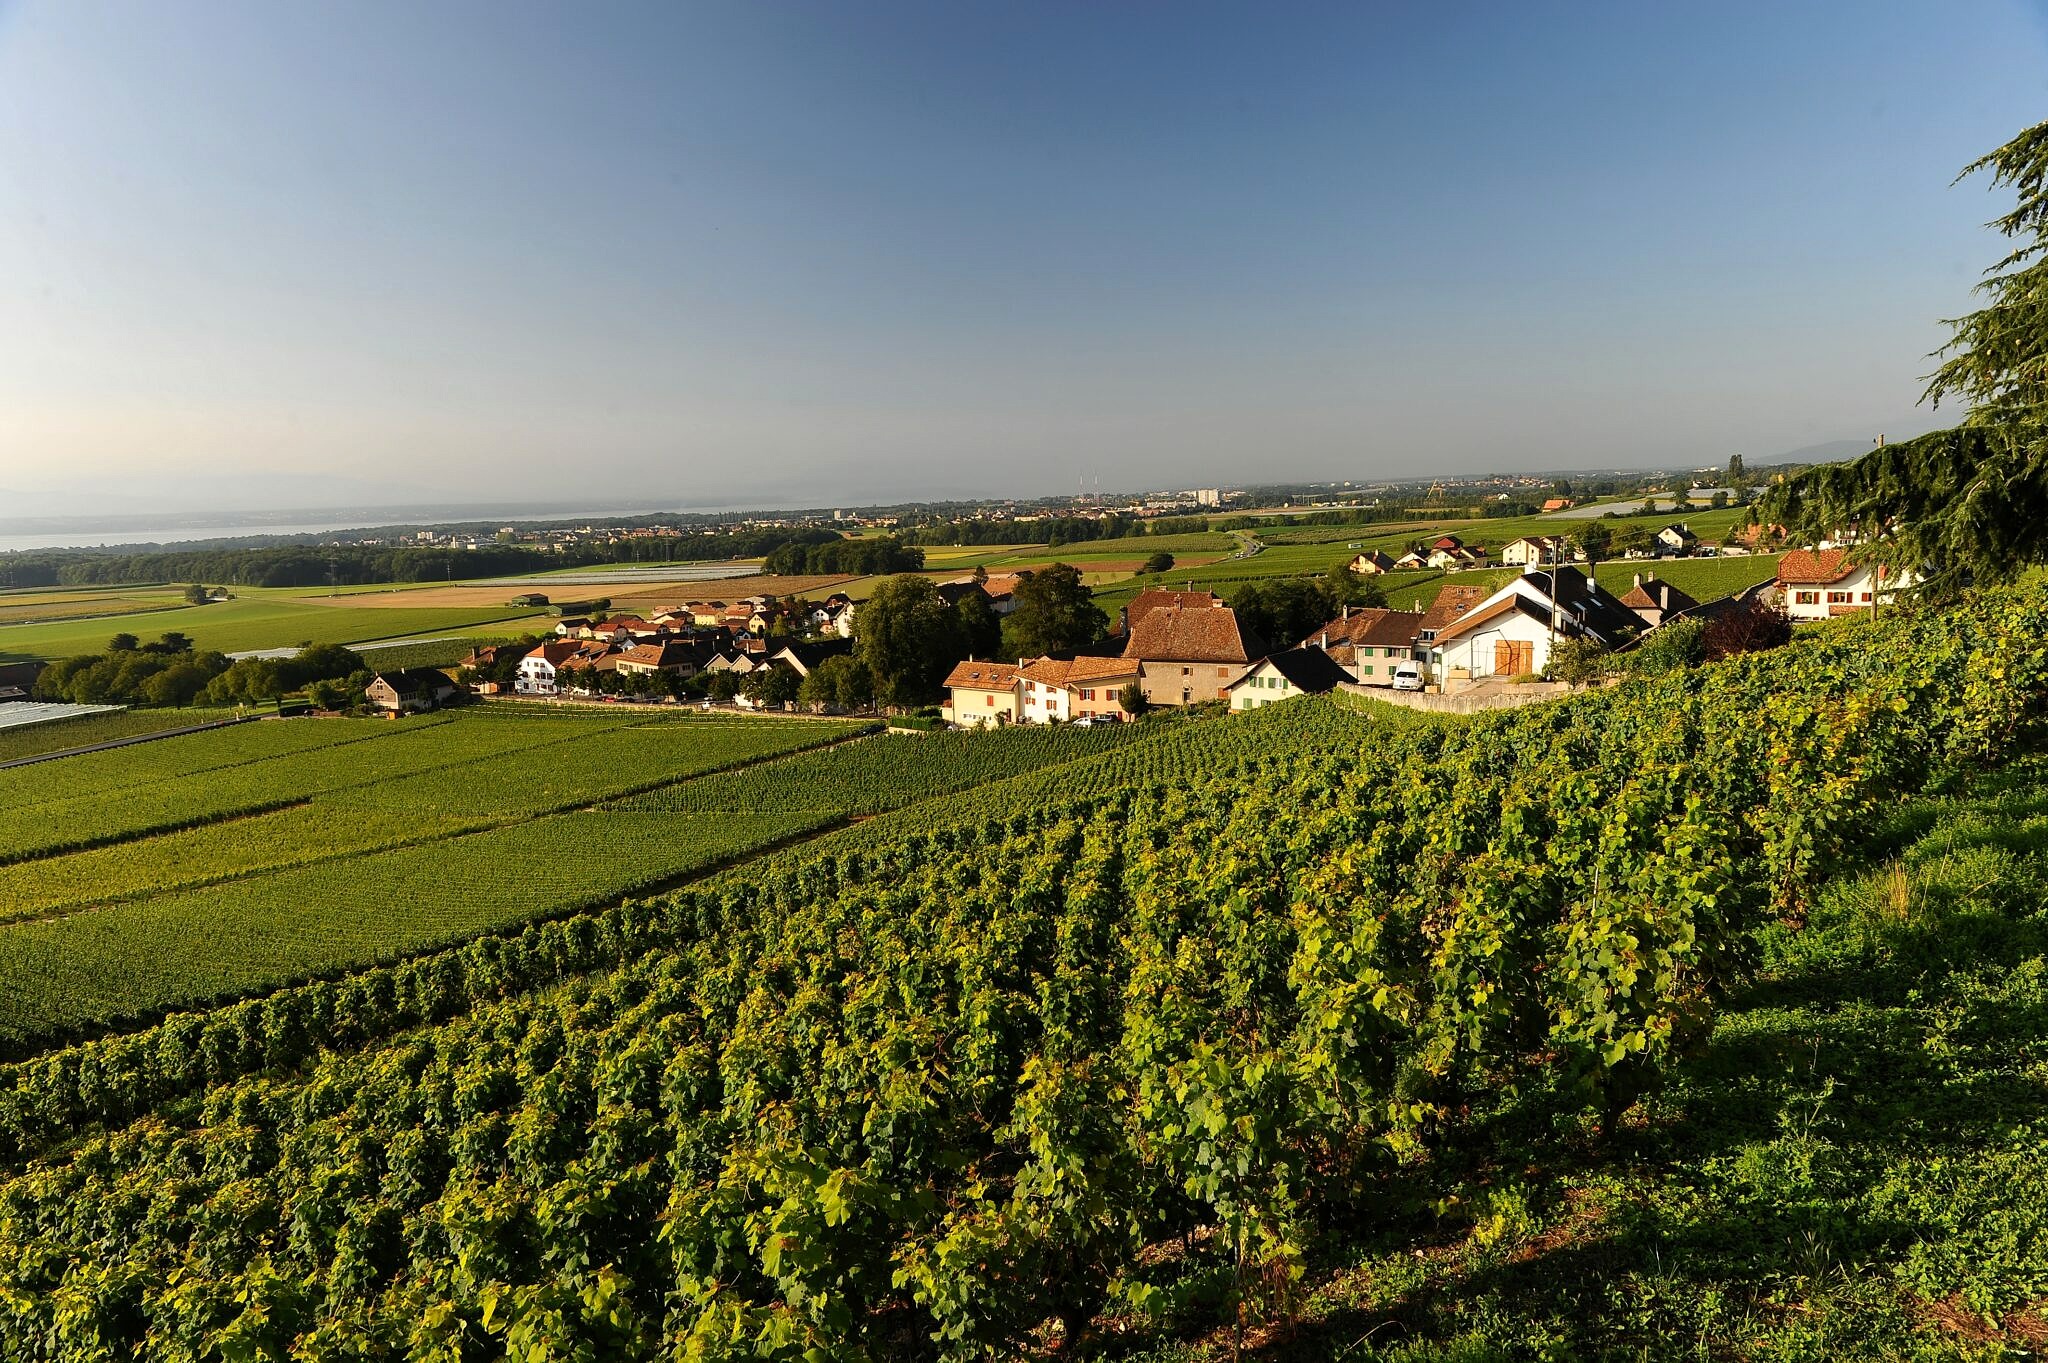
[1761,120,2048,593]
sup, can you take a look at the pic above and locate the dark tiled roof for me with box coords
[1233,646,1352,694]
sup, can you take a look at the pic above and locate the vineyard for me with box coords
[612,722,1154,819]
[0,584,2042,1358]
[0,706,210,762]
[0,710,869,1046]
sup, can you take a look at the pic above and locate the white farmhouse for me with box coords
[1775,549,1915,621]
[1428,567,1646,682]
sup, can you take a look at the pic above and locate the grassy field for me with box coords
[0,592,550,662]
[0,505,1771,662]
[1593,552,1784,601]
[0,585,190,627]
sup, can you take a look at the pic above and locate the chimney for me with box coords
[1320,632,1328,649]
[1632,572,1643,592]
[1342,603,1350,621]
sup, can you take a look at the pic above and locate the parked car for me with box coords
[1391,661,1425,692]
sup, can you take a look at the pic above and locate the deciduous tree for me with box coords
[857,574,967,706]
[1000,564,1107,660]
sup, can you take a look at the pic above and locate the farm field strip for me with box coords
[0,716,437,815]
[0,715,847,923]
[614,722,1146,819]
[0,810,834,1047]
[0,805,495,927]
[348,717,859,818]
[0,712,647,864]
[0,596,551,663]
[0,707,214,762]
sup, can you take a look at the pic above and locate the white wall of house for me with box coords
[515,658,557,694]
[1439,611,1560,681]
[1229,661,1307,710]
[1019,676,1070,723]
[1780,563,1913,620]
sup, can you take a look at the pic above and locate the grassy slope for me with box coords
[1113,760,2048,1361]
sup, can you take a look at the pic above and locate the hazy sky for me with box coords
[1,1,2045,516]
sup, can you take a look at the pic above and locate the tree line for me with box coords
[34,635,373,708]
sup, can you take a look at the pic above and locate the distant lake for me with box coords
[0,504,761,555]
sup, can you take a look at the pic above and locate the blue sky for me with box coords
[0,1,2044,515]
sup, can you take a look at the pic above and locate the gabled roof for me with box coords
[944,660,1019,690]
[525,640,582,665]
[1617,576,1700,615]
[616,641,698,668]
[1229,646,1352,695]
[1429,593,1547,644]
[1017,656,1072,686]
[1776,548,1856,585]
[1518,566,1646,643]
[1417,585,1490,637]
[371,667,455,695]
[771,638,854,673]
[1123,604,1262,664]
[1434,567,1644,646]
[1125,588,1223,631]
[1064,654,1141,684]
[1306,607,1425,650]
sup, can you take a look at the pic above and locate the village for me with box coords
[355,529,1903,722]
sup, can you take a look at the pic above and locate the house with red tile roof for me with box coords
[515,640,584,695]
[1616,573,1700,630]
[1121,587,1223,635]
[1774,548,1913,620]
[612,641,705,679]
[1305,607,1427,685]
[1122,604,1264,706]
[942,660,1020,727]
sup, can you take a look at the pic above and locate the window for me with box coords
[1826,591,1851,604]
[1794,590,1820,605]
[1081,688,1094,700]
[1181,666,1191,676]
[1361,664,1374,675]
[985,695,995,706]
[1860,592,1872,602]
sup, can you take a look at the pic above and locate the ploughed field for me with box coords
[1,587,2046,1359]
